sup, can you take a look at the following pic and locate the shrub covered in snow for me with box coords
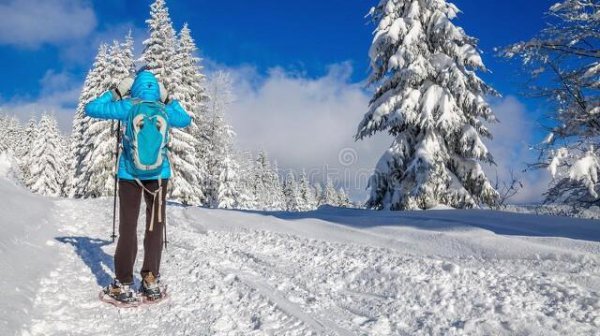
[0,151,22,185]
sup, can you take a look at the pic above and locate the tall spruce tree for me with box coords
[336,187,351,207]
[357,0,499,210]
[143,0,203,205]
[69,43,110,198]
[314,183,323,207]
[203,72,240,208]
[268,161,286,210]
[0,115,7,153]
[143,0,177,84]
[173,24,208,115]
[122,30,136,75]
[236,151,259,210]
[298,170,317,210]
[19,117,37,183]
[283,171,302,211]
[173,23,211,205]
[216,155,240,209]
[0,114,21,154]
[88,41,132,196]
[28,113,66,197]
[321,178,339,206]
[71,40,133,198]
[252,152,285,210]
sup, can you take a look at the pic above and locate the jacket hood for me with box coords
[131,71,161,101]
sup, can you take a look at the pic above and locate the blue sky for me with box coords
[0,0,559,202]
[0,0,556,100]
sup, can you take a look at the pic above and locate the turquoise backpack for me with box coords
[123,101,170,178]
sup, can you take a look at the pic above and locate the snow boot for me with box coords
[103,280,138,305]
[139,272,163,301]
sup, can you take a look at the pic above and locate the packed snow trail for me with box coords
[14,196,600,335]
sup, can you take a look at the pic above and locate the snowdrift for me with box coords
[0,154,56,335]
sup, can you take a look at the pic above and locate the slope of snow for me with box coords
[2,175,598,335]
[0,156,56,335]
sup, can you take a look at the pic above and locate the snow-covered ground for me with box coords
[2,169,599,335]
[0,168,56,334]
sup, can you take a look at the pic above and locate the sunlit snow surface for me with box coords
[2,169,599,335]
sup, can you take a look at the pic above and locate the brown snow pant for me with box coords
[115,179,168,284]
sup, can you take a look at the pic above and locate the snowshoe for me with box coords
[99,280,139,308]
[139,272,167,303]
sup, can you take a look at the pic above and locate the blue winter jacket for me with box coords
[85,71,192,181]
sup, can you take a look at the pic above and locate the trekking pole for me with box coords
[164,217,168,251]
[164,151,172,251]
[111,121,122,243]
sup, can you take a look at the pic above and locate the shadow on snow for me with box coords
[54,236,139,287]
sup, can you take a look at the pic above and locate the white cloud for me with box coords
[225,63,389,201]
[0,0,97,48]
[0,70,81,133]
[485,96,550,203]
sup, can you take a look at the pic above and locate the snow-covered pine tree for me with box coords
[321,177,339,206]
[175,25,210,199]
[216,155,240,209]
[504,0,600,207]
[8,116,21,150]
[168,126,203,205]
[173,24,209,117]
[18,117,37,183]
[314,183,323,207]
[203,72,239,208]
[87,40,133,195]
[356,0,499,210]
[15,116,32,155]
[72,40,133,198]
[298,170,317,210]
[268,161,286,210]
[60,135,72,197]
[69,43,110,198]
[143,0,177,84]
[0,114,21,154]
[144,1,203,205]
[283,171,302,211]
[122,30,136,75]
[252,152,271,210]
[252,152,285,210]
[336,187,351,207]
[236,151,259,209]
[28,113,66,197]
[0,115,8,153]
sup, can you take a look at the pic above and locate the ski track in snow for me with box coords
[21,198,600,336]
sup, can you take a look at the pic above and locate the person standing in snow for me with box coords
[85,70,191,304]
